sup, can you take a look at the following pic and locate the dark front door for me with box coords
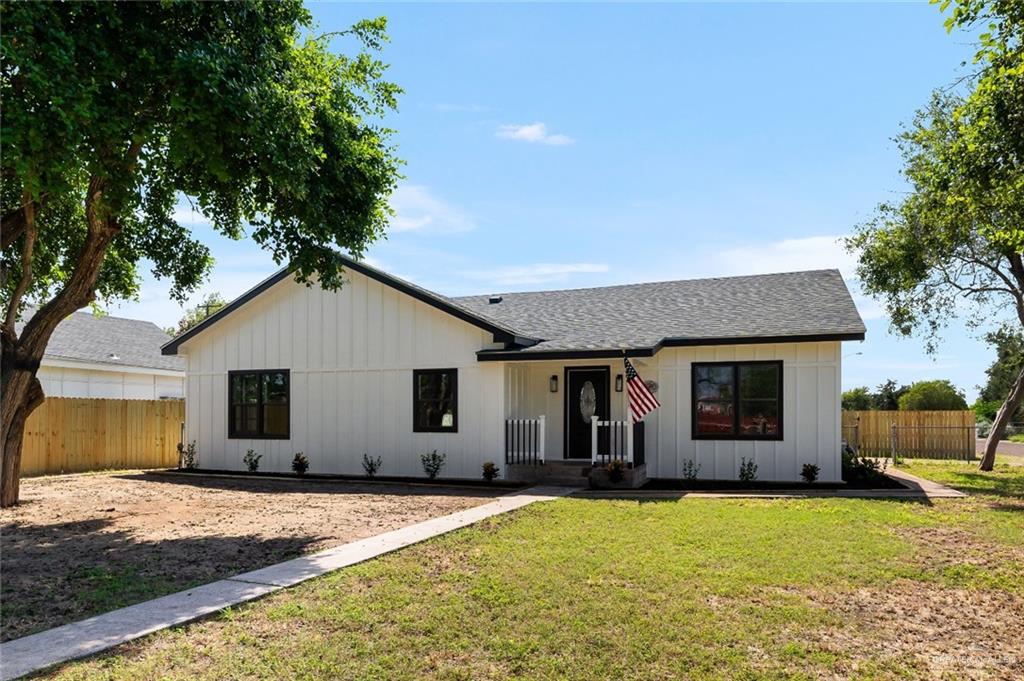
[565,367,610,459]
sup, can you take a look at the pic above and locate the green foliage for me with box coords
[481,461,499,483]
[846,0,1024,355]
[243,449,261,473]
[738,457,758,482]
[841,445,888,482]
[176,440,197,469]
[897,380,969,411]
[681,459,700,481]
[291,452,309,476]
[605,459,625,483]
[166,292,226,336]
[841,387,873,411]
[872,379,909,411]
[1,2,402,314]
[361,453,381,477]
[973,399,1003,421]
[978,327,1024,410]
[420,450,446,480]
[800,463,820,484]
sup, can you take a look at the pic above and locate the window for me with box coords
[229,370,290,439]
[692,361,782,440]
[413,368,458,432]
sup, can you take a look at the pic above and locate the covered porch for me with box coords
[499,359,648,483]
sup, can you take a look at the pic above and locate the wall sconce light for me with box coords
[615,374,624,392]
[549,375,558,393]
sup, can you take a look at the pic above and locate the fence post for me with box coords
[591,416,599,466]
[538,415,546,464]
[889,423,898,464]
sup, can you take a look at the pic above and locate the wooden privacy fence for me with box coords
[21,397,184,476]
[842,410,976,460]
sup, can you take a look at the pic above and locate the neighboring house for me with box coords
[20,310,185,400]
[163,259,865,482]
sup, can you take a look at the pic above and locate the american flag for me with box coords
[625,357,660,423]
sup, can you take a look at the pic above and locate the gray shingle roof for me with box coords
[17,310,185,372]
[453,269,865,355]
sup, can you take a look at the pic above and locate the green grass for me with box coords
[897,458,1024,500]
[1008,433,1024,443]
[47,468,1024,681]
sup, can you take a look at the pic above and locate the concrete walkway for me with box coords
[575,468,966,501]
[0,485,576,681]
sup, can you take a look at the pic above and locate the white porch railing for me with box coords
[505,415,545,465]
[591,416,633,465]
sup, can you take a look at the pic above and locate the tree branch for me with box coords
[2,195,38,336]
[0,197,45,251]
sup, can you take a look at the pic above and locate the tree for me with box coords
[873,380,909,411]
[167,292,227,337]
[0,3,402,506]
[977,327,1024,420]
[898,380,969,411]
[845,0,1024,471]
[842,387,874,411]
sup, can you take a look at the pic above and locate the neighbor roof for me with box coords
[162,261,864,359]
[456,269,865,360]
[18,309,185,372]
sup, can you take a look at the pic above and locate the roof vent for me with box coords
[108,353,120,361]
[488,295,502,304]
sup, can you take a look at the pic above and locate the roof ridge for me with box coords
[452,268,842,300]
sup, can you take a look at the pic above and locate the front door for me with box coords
[565,367,610,459]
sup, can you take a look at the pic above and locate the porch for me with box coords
[500,360,647,485]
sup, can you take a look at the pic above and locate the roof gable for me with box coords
[161,257,536,355]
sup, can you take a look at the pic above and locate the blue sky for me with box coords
[113,2,994,401]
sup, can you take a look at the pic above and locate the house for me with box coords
[162,259,865,483]
[21,310,185,400]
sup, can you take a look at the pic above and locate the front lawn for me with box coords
[46,465,1024,680]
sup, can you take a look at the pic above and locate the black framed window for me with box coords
[692,361,782,440]
[229,370,290,439]
[413,368,458,432]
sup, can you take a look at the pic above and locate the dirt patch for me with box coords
[805,583,1024,680]
[0,471,505,642]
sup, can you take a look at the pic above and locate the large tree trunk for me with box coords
[0,194,120,505]
[0,353,46,506]
[979,363,1024,472]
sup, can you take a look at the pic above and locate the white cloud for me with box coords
[713,235,884,320]
[389,184,475,233]
[496,122,574,146]
[462,262,609,287]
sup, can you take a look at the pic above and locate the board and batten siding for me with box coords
[179,271,506,478]
[643,342,842,482]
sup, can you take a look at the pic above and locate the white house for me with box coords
[25,310,185,401]
[162,259,865,483]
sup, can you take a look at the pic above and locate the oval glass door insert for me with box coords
[579,381,597,424]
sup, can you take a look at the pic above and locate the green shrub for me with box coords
[681,459,700,481]
[897,380,968,410]
[177,440,198,469]
[481,461,500,482]
[421,450,446,479]
[291,452,309,476]
[738,457,758,482]
[362,453,382,477]
[606,459,625,483]
[841,444,887,481]
[243,449,261,473]
[800,463,820,484]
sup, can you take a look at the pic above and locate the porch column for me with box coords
[591,415,599,464]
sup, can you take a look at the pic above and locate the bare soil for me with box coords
[0,471,505,642]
